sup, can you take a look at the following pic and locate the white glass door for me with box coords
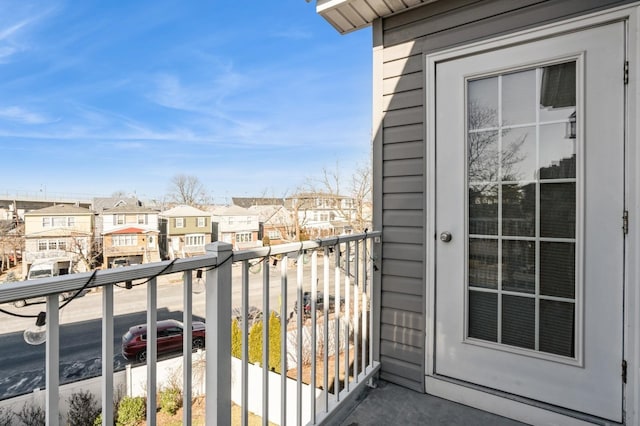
[434,22,625,421]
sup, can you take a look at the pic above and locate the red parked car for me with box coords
[122,319,205,362]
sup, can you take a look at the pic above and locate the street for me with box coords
[0,254,352,399]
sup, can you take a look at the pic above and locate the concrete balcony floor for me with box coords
[340,380,526,426]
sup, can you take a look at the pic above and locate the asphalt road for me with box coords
[0,255,347,399]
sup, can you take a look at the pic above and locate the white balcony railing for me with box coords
[0,231,381,425]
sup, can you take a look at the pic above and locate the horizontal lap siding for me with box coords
[379,13,425,389]
[376,0,633,392]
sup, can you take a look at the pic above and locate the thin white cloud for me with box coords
[0,106,54,124]
[0,19,31,41]
[0,11,52,62]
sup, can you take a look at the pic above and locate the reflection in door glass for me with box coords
[503,69,536,125]
[467,61,577,357]
[539,123,576,179]
[502,126,536,181]
[469,184,498,235]
[468,77,498,129]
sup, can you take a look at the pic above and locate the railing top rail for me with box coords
[232,230,381,262]
[0,230,380,304]
[0,254,218,304]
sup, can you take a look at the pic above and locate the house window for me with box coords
[41,216,75,227]
[175,218,184,228]
[137,214,147,225]
[267,230,282,240]
[197,217,206,227]
[115,215,125,225]
[113,234,138,246]
[236,232,252,243]
[37,239,67,251]
[185,234,205,247]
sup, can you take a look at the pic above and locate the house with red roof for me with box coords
[101,204,160,268]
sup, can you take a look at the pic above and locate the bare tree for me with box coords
[316,161,372,233]
[286,191,313,241]
[0,221,23,274]
[167,174,209,207]
[67,232,102,272]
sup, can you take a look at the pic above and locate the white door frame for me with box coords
[424,4,640,425]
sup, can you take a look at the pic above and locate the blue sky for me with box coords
[0,1,372,203]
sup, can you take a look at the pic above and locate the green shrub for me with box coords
[247,311,282,373]
[67,390,100,426]
[232,310,282,373]
[116,396,145,426]
[93,413,103,426]
[248,320,263,364]
[268,311,282,373]
[158,386,182,416]
[16,403,44,426]
[231,319,242,359]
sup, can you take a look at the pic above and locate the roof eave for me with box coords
[315,0,438,34]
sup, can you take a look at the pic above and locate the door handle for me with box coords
[440,232,452,243]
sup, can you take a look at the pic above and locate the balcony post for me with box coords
[46,295,59,426]
[205,242,233,425]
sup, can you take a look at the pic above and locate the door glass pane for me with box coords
[468,291,497,342]
[539,62,576,122]
[502,295,535,349]
[503,69,536,125]
[502,183,535,237]
[539,123,576,179]
[468,77,498,129]
[502,240,535,294]
[469,238,498,289]
[540,300,575,357]
[469,184,498,235]
[468,130,499,182]
[466,60,578,358]
[502,126,536,181]
[540,183,576,238]
[540,242,575,298]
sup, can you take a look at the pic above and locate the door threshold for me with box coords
[425,375,622,426]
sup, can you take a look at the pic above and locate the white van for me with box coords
[27,261,60,280]
[15,260,83,307]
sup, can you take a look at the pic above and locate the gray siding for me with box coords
[375,0,633,392]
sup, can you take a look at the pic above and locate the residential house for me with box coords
[159,205,212,259]
[247,204,292,245]
[314,0,640,424]
[101,204,161,268]
[231,197,285,208]
[22,204,96,278]
[92,196,142,234]
[210,205,261,250]
[285,192,359,239]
